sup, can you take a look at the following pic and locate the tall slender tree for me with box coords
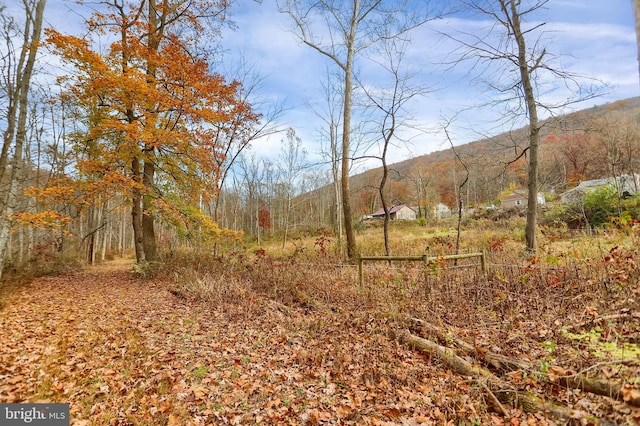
[277,128,309,249]
[0,0,47,280]
[449,0,599,252]
[360,37,428,256]
[279,0,440,260]
[312,70,344,253]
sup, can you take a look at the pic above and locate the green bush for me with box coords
[583,185,619,228]
[621,195,640,221]
[549,185,621,229]
[542,203,570,227]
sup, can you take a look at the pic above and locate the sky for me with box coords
[33,0,640,172]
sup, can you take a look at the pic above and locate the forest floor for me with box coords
[0,258,638,425]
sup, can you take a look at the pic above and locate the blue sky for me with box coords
[217,0,638,169]
[39,0,639,171]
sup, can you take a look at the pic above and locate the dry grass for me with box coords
[158,217,640,423]
[2,217,638,424]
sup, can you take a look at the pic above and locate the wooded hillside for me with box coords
[340,97,640,218]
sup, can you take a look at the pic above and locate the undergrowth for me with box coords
[3,217,638,424]
[156,220,639,423]
[158,219,640,343]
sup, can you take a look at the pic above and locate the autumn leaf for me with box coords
[621,384,640,405]
[546,366,571,382]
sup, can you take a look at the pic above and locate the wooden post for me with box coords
[358,252,485,288]
[422,254,431,297]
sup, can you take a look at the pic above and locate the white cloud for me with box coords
[36,0,640,169]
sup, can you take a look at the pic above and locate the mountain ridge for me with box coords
[342,96,640,215]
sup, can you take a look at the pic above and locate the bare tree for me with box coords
[236,153,276,243]
[312,70,344,253]
[211,57,284,223]
[407,164,436,219]
[277,128,309,249]
[279,0,440,260]
[360,37,428,256]
[443,122,469,256]
[0,0,47,280]
[447,0,600,252]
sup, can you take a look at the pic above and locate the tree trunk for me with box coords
[508,0,540,253]
[380,159,391,257]
[0,0,47,280]
[100,200,109,261]
[410,318,531,373]
[378,126,392,257]
[87,206,96,264]
[332,122,343,256]
[410,318,640,407]
[142,159,157,261]
[119,205,127,257]
[131,158,146,263]
[141,0,160,262]
[398,330,612,425]
[342,51,356,261]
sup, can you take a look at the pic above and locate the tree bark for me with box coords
[398,330,613,425]
[506,0,540,253]
[410,318,531,373]
[341,15,357,261]
[332,123,343,255]
[142,159,157,261]
[380,155,391,257]
[0,0,47,280]
[131,157,146,263]
[141,0,160,262]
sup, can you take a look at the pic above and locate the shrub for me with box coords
[583,185,618,228]
[550,186,620,229]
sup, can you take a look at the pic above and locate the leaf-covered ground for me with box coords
[0,261,484,425]
[0,259,636,425]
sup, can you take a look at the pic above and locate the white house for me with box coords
[501,191,546,209]
[501,192,527,209]
[371,204,416,220]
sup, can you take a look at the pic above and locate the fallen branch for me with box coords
[562,313,633,333]
[398,330,614,425]
[555,374,640,408]
[410,318,640,408]
[410,318,530,373]
[479,381,509,417]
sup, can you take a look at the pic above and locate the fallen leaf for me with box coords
[621,384,640,405]
[546,365,570,382]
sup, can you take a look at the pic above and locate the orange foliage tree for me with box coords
[43,0,258,263]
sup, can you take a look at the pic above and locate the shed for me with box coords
[501,192,527,209]
[501,191,545,209]
[371,204,416,220]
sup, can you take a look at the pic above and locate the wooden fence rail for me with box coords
[358,252,486,288]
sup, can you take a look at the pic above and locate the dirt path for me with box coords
[0,262,485,425]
